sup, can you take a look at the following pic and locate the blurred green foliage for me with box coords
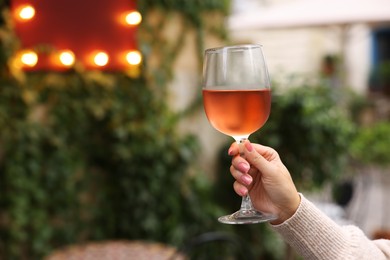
[0,72,226,259]
[0,1,231,259]
[138,0,230,27]
[254,85,355,189]
[350,121,390,167]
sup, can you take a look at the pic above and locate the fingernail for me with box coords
[238,162,250,173]
[240,187,248,196]
[242,175,252,185]
[228,147,234,156]
[245,141,253,152]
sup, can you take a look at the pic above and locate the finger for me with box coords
[251,143,278,161]
[233,181,248,196]
[228,142,239,156]
[231,156,250,173]
[243,140,274,175]
[230,165,253,186]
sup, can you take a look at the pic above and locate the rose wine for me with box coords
[202,89,271,137]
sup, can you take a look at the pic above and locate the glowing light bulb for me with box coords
[20,50,38,67]
[18,5,35,20]
[59,50,75,66]
[126,51,142,65]
[94,52,109,66]
[125,11,142,25]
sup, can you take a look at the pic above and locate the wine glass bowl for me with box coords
[202,89,271,139]
[202,44,277,224]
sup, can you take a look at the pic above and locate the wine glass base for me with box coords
[218,209,277,224]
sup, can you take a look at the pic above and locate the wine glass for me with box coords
[202,44,277,224]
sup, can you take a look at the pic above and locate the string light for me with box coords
[125,11,142,25]
[17,5,35,20]
[93,52,109,66]
[20,50,38,67]
[126,50,142,65]
[59,50,75,66]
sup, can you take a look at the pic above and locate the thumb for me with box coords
[243,140,274,175]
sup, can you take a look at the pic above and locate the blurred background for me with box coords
[0,0,389,259]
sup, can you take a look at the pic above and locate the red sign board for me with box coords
[11,0,139,71]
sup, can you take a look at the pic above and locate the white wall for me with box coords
[229,0,374,94]
[229,25,372,93]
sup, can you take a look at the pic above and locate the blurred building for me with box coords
[228,0,390,95]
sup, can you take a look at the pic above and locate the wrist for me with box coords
[270,193,301,225]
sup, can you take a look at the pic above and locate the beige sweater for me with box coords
[272,195,390,259]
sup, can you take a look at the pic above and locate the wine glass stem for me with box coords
[235,137,256,212]
[241,194,255,211]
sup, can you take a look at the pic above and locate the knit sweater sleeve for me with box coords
[271,195,390,259]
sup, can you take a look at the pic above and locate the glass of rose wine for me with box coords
[202,44,277,224]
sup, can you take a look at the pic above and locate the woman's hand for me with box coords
[228,140,301,224]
